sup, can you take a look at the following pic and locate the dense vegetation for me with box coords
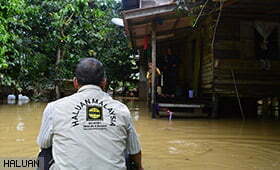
[0,0,137,99]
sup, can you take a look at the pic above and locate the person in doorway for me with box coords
[37,58,143,170]
[146,62,161,85]
[163,48,178,98]
[146,62,161,100]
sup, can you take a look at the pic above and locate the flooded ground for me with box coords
[0,100,280,170]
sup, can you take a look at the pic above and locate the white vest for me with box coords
[50,85,140,170]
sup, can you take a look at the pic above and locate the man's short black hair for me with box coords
[75,58,105,86]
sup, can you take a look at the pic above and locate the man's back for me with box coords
[42,85,139,170]
[38,58,142,170]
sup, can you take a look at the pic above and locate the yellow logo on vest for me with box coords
[87,106,103,121]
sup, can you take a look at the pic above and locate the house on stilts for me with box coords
[121,0,280,118]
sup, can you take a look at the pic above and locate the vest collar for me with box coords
[78,85,102,93]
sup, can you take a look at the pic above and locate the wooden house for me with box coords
[122,0,280,118]
[196,0,280,117]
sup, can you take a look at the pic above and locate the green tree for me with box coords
[0,0,138,99]
[0,0,28,90]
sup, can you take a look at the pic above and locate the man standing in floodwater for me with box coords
[37,58,143,170]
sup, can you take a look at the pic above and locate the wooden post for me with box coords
[193,30,202,96]
[138,51,148,101]
[278,26,280,57]
[151,24,157,118]
[211,93,219,118]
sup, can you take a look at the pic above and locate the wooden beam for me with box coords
[223,8,280,15]
[151,23,157,118]
[133,26,192,40]
[267,9,280,15]
[123,3,178,20]
[212,0,229,1]
[129,13,188,26]
[221,13,280,21]
[213,0,239,12]
[151,25,156,103]
[279,26,280,57]
[222,0,239,8]
[158,103,205,108]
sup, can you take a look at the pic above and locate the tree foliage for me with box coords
[0,0,137,98]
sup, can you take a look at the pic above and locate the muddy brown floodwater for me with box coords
[0,100,280,170]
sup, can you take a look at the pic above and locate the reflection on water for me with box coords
[7,99,30,105]
[0,102,46,156]
[0,100,280,170]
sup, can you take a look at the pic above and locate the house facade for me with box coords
[122,0,280,118]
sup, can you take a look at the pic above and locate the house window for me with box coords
[255,27,279,60]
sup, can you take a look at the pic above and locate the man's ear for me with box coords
[100,78,107,91]
[73,77,79,89]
